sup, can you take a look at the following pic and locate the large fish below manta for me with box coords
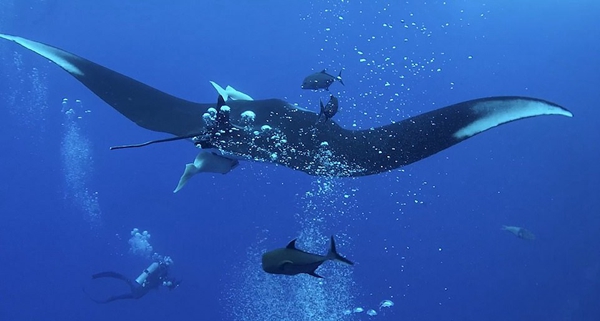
[0,34,573,188]
[262,236,354,278]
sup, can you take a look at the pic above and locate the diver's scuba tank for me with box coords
[135,262,159,286]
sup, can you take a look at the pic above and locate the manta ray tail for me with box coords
[109,133,200,150]
[327,236,354,265]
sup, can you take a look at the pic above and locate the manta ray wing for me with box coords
[0,33,207,136]
[332,96,573,176]
[211,97,572,177]
[0,34,573,178]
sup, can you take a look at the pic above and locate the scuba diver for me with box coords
[85,257,181,304]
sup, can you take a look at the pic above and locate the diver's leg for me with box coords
[91,271,136,291]
[90,293,136,304]
[92,271,129,281]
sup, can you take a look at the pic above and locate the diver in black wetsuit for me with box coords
[86,260,180,303]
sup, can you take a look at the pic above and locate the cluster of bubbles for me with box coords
[225,232,355,321]
[202,106,228,128]
[222,2,477,319]
[343,299,395,317]
[240,110,256,126]
[224,231,296,321]
[60,98,102,227]
[128,227,173,278]
[199,104,290,165]
[225,136,364,321]
[259,125,286,161]
[299,0,445,259]
[236,109,290,163]
[2,51,49,134]
[200,103,283,163]
[152,253,173,266]
[299,141,362,228]
[299,0,490,128]
[202,101,365,179]
[0,0,14,27]
[242,117,287,163]
[225,151,359,321]
[128,228,154,259]
[310,141,365,178]
[293,226,354,321]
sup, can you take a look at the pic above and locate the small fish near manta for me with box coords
[301,69,344,91]
[0,34,574,191]
[262,236,354,278]
[316,94,339,124]
[502,225,536,240]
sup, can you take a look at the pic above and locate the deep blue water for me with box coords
[1,1,599,320]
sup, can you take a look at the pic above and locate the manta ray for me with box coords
[0,34,573,190]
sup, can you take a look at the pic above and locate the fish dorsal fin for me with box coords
[320,69,327,73]
[286,239,298,249]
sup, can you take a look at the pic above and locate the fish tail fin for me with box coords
[501,225,508,230]
[337,70,344,86]
[316,100,326,124]
[308,269,324,278]
[327,236,354,265]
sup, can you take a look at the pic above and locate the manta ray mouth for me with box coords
[0,33,573,182]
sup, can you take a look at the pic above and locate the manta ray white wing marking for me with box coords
[0,34,84,76]
[453,98,573,139]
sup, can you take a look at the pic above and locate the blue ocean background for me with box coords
[1,1,599,320]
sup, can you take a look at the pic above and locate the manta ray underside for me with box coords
[0,34,573,179]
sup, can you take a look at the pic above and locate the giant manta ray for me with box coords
[0,34,573,191]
